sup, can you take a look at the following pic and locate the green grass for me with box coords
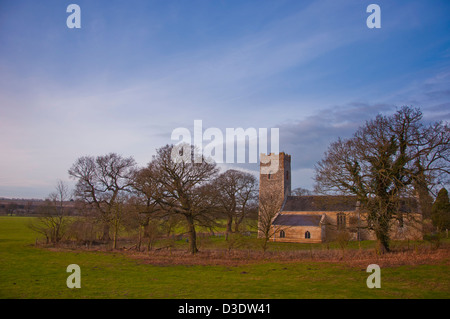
[159,231,439,253]
[0,216,449,299]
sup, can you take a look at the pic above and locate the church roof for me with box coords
[281,195,419,213]
[272,214,322,226]
[282,195,358,212]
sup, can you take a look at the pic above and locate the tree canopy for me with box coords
[315,106,450,252]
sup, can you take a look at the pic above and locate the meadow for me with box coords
[0,216,449,299]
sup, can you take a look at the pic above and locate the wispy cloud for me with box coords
[1,0,449,198]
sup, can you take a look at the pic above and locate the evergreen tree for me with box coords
[431,188,450,231]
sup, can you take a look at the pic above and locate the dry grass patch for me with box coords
[122,245,450,269]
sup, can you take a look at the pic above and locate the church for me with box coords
[258,152,423,243]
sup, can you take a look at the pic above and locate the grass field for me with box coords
[0,216,449,299]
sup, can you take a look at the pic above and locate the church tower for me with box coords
[259,152,291,222]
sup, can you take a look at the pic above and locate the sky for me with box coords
[0,0,449,199]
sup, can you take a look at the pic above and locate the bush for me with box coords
[66,217,101,245]
[423,232,442,250]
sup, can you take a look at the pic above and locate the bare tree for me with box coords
[131,163,163,250]
[68,153,137,248]
[213,169,258,239]
[291,187,313,196]
[315,106,450,253]
[6,203,18,216]
[28,180,72,244]
[336,229,352,258]
[25,201,34,216]
[141,144,219,254]
[257,192,286,252]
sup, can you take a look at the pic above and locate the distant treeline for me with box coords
[0,198,78,216]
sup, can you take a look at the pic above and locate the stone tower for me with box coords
[259,152,291,216]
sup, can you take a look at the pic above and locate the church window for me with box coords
[286,171,289,180]
[305,231,311,239]
[268,173,271,180]
[337,213,346,230]
[280,230,285,238]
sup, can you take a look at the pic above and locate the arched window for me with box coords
[286,171,289,180]
[268,173,271,180]
[305,231,311,239]
[280,230,285,238]
[337,213,346,230]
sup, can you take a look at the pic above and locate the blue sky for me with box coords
[1,0,449,198]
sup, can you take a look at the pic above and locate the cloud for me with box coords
[380,69,450,122]
[278,102,396,169]
[1,0,449,198]
[209,102,397,190]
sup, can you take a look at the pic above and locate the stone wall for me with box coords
[271,224,323,243]
[258,153,291,238]
[270,211,423,243]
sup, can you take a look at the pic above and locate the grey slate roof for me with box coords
[282,196,358,212]
[272,214,322,226]
[281,195,419,213]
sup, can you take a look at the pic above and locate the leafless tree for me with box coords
[213,169,258,239]
[28,180,72,244]
[6,203,18,216]
[130,163,164,250]
[141,144,219,254]
[335,229,352,258]
[315,106,449,253]
[291,187,313,196]
[257,192,286,252]
[25,201,34,216]
[68,153,137,248]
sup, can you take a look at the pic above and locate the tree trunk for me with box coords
[225,215,233,240]
[137,225,142,252]
[113,222,118,250]
[233,222,239,233]
[375,225,390,254]
[234,213,245,233]
[377,239,389,254]
[102,223,111,241]
[185,214,198,255]
[262,238,268,253]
